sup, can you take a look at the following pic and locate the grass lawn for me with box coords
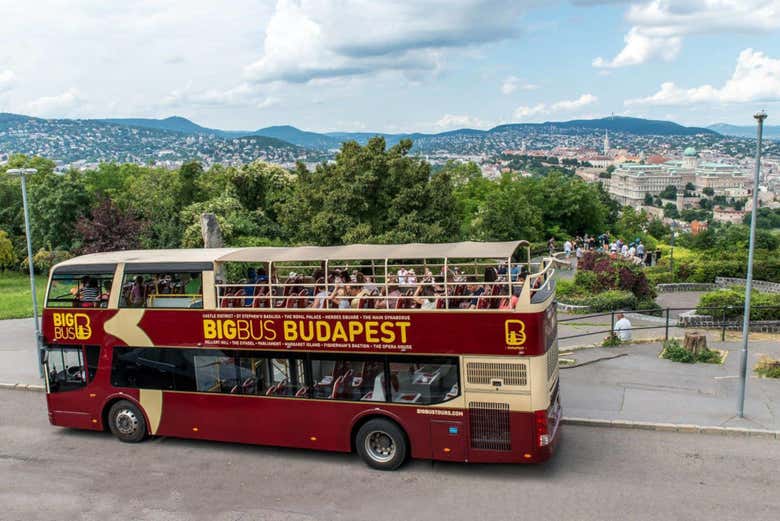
[0,272,47,320]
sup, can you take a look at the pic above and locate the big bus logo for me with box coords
[504,319,526,349]
[52,313,92,341]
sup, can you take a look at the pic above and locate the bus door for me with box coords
[45,344,101,430]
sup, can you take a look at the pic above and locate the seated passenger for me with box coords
[413,285,436,310]
[330,287,351,309]
[244,267,257,306]
[311,279,329,309]
[78,276,100,304]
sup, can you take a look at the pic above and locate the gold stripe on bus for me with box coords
[104,309,153,347]
[139,389,163,435]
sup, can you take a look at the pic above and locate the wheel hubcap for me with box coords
[115,409,139,435]
[365,431,395,463]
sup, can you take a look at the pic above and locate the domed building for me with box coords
[682,147,699,170]
[605,146,749,206]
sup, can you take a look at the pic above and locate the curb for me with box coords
[562,417,779,439]
[0,382,44,392]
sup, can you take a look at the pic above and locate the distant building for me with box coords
[712,206,745,224]
[606,147,749,206]
[690,220,708,235]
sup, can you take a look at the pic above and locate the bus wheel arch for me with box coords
[102,396,149,442]
[351,414,409,471]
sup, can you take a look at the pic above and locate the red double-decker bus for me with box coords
[42,241,560,470]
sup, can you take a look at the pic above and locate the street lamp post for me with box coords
[737,111,767,418]
[669,220,676,282]
[6,168,43,378]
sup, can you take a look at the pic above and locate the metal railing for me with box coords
[557,305,780,343]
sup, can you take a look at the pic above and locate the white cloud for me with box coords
[594,0,780,68]
[244,0,531,84]
[434,114,492,130]
[514,93,598,120]
[27,88,82,116]
[626,49,780,106]
[500,75,538,95]
[551,93,598,111]
[0,70,16,93]
[513,104,547,119]
[592,27,681,68]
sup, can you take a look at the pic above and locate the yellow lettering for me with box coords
[203,319,217,339]
[316,321,330,341]
[348,321,364,342]
[283,320,298,341]
[264,320,277,341]
[396,321,411,343]
[380,322,395,343]
[364,321,379,343]
[53,314,62,327]
[223,320,237,340]
[332,321,348,342]
[299,320,314,342]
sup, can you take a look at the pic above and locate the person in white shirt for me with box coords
[628,245,636,257]
[620,244,629,257]
[613,313,632,341]
[397,267,408,287]
[563,240,572,258]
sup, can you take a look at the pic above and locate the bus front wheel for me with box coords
[107,400,147,443]
[355,418,407,471]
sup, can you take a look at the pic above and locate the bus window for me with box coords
[388,356,459,405]
[194,351,246,394]
[47,345,86,392]
[47,273,114,308]
[119,272,203,309]
[85,345,100,383]
[265,358,304,397]
[309,357,379,401]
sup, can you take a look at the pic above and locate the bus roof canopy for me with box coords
[53,241,529,270]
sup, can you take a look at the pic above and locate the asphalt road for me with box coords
[0,391,780,521]
[2,390,779,521]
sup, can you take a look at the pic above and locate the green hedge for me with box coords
[560,290,637,312]
[697,288,780,321]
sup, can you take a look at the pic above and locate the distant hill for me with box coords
[254,125,341,150]
[493,116,717,136]
[708,123,780,140]
[0,112,308,164]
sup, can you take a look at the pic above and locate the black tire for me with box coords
[107,400,147,443]
[355,419,407,471]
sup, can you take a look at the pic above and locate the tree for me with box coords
[659,185,677,200]
[663,203,679,219]
[643,193,653,205]
[0,229,15,269]
[75,197,147,254]
[473,174,542,241]
[702,187,715,196]
[606,165,616,175]
[685,182,695,191]
[179,160,204,207]
[27,169,91,251]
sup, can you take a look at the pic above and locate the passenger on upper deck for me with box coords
[78,276,100,303]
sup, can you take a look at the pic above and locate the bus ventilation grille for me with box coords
[547,343,559,381]
[466,362,527,386]
[468,402,511,451]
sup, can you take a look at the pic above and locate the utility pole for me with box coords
[6,168,43,378]
[737,111,767,418]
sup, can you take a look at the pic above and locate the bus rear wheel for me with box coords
[355,419,407,471]
[108,400,147,443]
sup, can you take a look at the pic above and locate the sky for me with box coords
[0,0,779,133]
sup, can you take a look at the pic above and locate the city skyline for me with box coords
[0,1,778,133]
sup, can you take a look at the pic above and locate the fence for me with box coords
[557,305,780,344]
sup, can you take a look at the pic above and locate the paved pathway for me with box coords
[561,339,780,430]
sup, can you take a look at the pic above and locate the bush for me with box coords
[755,357,780,378]
[560,290,637,311]
[20,248,73,274]
[661,339,722,364]
[0,230,15,269]
[697,288,780,321]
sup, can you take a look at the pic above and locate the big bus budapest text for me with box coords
[42,241,560,470]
